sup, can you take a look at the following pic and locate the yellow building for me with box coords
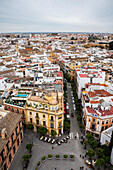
[25,89,64,136]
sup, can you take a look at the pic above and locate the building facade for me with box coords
[0,111,23,170]
[25,89,64,135]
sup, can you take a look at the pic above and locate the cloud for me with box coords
[0,0,113,33]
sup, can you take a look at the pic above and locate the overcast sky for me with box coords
[0,0,113,33]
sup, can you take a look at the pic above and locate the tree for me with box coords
[22,154,30,162]
[96,158,105,169]
[26,124,34,131]
[64,121,70,129]
[51,130,57,136]
[37,127,48,135]
[97,148,104,158]
[77,115,82,121]
[86,133,94,142]
[87,148,95,159]
[84,139,89,149]
[90,140,98,149]
[26,144,32,153]
[105,156,110,164]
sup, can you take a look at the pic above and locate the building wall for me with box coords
[0,120,23,170]
[85,114,113,137]
[4,104,26,124]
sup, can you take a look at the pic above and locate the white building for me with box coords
[100,126,113,165]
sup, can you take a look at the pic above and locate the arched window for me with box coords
[36,113,39,118]
[51,116,53,121]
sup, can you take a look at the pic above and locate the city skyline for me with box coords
[0,0,113,33]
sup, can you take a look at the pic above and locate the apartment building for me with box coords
[0,110,23,170]
[25,88,64,135]
[82,84,113,138]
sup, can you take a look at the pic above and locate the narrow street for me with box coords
[67,82,81,138]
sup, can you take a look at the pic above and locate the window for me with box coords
[39,104,41,107]
[19,121,21,127]
[45,105,48,109]
[6,141,10,152]
[102,121,104,125]
[9,154,11,162]
[30,118,32,123]
[15,126,18,136]
[58,116,62,119]
[112,119,113,123]
[30,112,32,115]
[101,126,104,131]
[93,118,95,122]
[9,106,10,109]
[55,106,58,110]
[20,132,22,140]
[97,120,99,124]
[106,120,108,124]
[43,121,46,126]
[17,109,19,113]
[36,113,39,118]
[13,146,15,154]
[50,123,54,128]
[12,108,14,112]
[17,138,19,146]
[1,149,5,161]
[36,120,39,125]
[59,122,61,128]
[51,116,53,121]
[89,118,91,122]
[52,107,54,110]
[105,125,108,129]
[43,115,45,118]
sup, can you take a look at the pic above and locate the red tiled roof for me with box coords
[86,106,113,117]
[79,74,89,78]
[94,90,112,97]
[90,100,100,104]
[58,72,62,77]
[86,106,98,114]
[99,107,113,116]
[88,91,97,98]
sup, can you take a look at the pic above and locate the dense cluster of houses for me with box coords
[0,32,113,169]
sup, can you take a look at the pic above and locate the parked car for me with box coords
[47,138,51,143]
[44,137,48,142]
[71,113,74,117]
[57,141,61,145]
[40,136,44,140]
[51,139,55,144]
